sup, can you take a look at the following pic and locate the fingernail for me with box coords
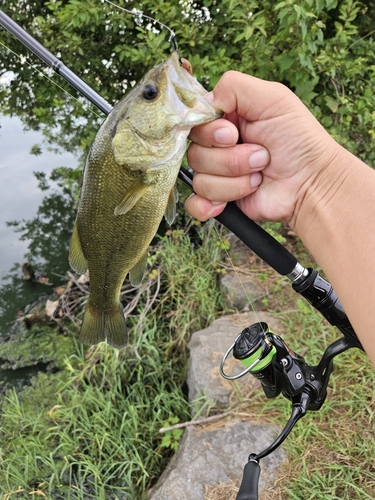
[248,149,269,169]
[251,172,262,187]
[211,200,226,206]
[204,91,214,103]
[214,127,234,145]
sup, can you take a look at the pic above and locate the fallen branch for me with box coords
[159,402,249,433]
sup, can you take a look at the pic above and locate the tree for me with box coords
[1,0,375,162]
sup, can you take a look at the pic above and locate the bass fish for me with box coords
[69,52,222,348]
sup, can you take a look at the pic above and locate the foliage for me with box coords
[1,0,375,164]
[156,223,224,346]
[0,223,225,499]
[160,416,184,451]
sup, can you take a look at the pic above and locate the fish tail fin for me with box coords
[79,299,128,348]
[105,303,128,348]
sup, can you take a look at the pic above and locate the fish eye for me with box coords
[142,83,158,101]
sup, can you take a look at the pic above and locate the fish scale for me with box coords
[69,53,222,348]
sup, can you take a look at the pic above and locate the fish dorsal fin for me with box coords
[164,184,179,225]
[69,220,88,274]
[114,176,149,216]
[129,252,148,287]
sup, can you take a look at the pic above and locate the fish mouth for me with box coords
[167,52,223,127]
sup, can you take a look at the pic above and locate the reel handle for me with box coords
[236,458,260,500]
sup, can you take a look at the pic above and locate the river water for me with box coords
[0,113,79,340]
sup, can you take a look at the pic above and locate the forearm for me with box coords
[294,145,375,364]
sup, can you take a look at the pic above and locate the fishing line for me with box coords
[102,0,180,56]
[211,223,263,328]
[0,40,102,118]
[103,0,259,322]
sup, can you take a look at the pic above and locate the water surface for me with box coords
[0,114,78,338]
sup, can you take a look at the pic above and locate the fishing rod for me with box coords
[0,9,361,348]
[0,9,364,500]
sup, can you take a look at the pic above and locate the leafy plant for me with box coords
[1,0,375,164]
[160,416,184,452]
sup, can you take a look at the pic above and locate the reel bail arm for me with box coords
[220,321,360,500]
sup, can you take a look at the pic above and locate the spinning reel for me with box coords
[0,13,365,499]
[220,284,362,500]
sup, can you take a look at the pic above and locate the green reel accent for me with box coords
[239,344,276,372]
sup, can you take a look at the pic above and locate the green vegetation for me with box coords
[1,227,374,499]
[1,1,375,498]
[1,0,375,164]
[0,226,224,499]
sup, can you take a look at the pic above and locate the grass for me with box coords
[0,223,224,499]
[0,222,374,499]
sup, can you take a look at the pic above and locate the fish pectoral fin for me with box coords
[114,176,149,216]
[69,220,88,275]
[129,252,148,287]
[164,184,179,225]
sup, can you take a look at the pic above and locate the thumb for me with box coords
[207,71,297,122]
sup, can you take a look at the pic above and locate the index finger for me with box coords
[188,117,239,148]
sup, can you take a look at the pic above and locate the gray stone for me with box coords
[148,419,286,500]
[220,272,265,311]
[148,312,287,500]
[188,312,283,412]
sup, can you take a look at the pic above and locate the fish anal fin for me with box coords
[69,221,88,275]
[79,299,128,348]
[164,184,178,225]
[114,176,149,216]
[129,252,148,287]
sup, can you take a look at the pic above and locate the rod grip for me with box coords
[216,202,298,276]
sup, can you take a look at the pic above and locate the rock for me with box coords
[148,419,286,500]
[188,312,283,412]
[225,233,254,267]
[220,273,265,311]
[149,310,288,500]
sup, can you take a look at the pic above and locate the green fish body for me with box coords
[69,53,221,347]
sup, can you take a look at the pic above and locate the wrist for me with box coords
[292,142,375,364]
[291,141,351,242]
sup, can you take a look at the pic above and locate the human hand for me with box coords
[185,71,341,231]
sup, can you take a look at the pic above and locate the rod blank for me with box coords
[0,8,298,276]
[0,9,112,114]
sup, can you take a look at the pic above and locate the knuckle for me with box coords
[235,176,252,199]
[227,147,247,176]
[220,70,240,86]
[185,196,210,222]
[192,173,207,197]
[187,143,202,169]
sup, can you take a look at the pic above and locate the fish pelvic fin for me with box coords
[114,176,149,216]
[164,184,178,225]
[69,220,88,274]
[79,299,128,348]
